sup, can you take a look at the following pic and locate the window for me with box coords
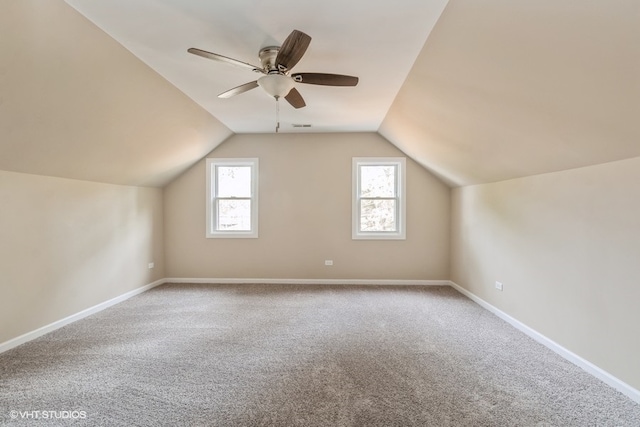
[206,158,258,238]
[352,157,406,240]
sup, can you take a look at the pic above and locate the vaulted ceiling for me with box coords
[1,0,638,187]
[380,0,640,186]
[63,0,448,134]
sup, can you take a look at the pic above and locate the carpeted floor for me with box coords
[1,283,639,426]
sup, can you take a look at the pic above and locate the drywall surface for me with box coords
[0,0,231,187]
[451,156,640,390]
[380,0,640,186]
[164,132,450,280]
[0,170,164,344]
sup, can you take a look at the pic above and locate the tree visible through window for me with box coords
[206,158,258,238]
[216,165,252,231]
[353,157,406,240]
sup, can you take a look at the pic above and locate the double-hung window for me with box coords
[352,157,406,240]
[206,158,259,238]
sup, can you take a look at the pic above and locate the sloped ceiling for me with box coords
[1,0,638,188]
[380,0,640,186]
[0,0,232,187]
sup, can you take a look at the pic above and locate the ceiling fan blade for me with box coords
[275,30,311,71]
[292,73,359,86]
[188,48,264,73]
[284,87,306,109]
[218,81,259,98]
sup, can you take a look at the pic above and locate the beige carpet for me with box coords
[1,283,639,426]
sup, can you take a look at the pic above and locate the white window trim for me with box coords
[206,158,259,238]
[352,157,406,240]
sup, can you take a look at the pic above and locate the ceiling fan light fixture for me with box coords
[257,74,295,98]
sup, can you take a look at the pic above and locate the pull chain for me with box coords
[275,96,280,133]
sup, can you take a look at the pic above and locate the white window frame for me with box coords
[352,157,406,240]
[206,158,259,238]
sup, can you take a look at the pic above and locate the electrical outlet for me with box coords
[148,262,154,269]
[324,260,333,266]
[495,281,503,291]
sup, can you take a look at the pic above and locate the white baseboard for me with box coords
[448,281,640,404]
[0,279,166,355]
[0,278,447,354]
[165,277,450,286]
[3,277,637,405]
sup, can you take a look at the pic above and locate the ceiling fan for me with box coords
[187,30,359,109]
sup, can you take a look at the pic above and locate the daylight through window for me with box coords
[352,157,406,240]
[206,158,258,238]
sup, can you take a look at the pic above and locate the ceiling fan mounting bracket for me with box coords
[259,46,280,71]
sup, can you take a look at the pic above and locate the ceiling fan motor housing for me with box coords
[257,46,295,98]
[259,47,280,71]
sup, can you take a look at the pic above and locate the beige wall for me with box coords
[451,156,640,390]
[1,0,227,347]
[0,170,164,344]
[164,132,450,280]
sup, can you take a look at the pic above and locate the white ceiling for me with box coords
[64,0,449,134]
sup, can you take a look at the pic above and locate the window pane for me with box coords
[217,166,252,197]
[217,200,251,231]
[360,165,396,197]
[360,199,396,232]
